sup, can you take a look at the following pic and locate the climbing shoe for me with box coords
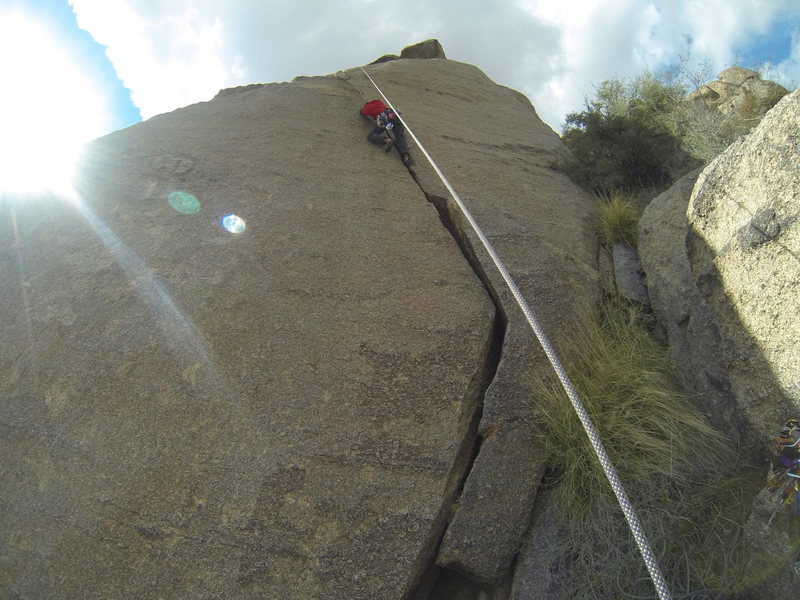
[383,139,394,153]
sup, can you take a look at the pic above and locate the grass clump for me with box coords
[597,191,640,247]
[533,300,756,598]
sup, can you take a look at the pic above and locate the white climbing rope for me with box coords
[359,66,673,600]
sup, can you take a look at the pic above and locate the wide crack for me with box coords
[403,168,510,599]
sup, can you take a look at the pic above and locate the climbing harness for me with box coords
[358,65,673,600]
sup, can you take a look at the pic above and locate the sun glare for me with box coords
[0,13,109,195]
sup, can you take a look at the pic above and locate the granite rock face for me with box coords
[368,59,600,583]
[637,88,800,600]
[642,90,800,457]
[0,45,599,599]
[509,489,569,600]
[638,169,746,440]
[686,88,800,442]
[1,71,493,600]
[612,243,649,305]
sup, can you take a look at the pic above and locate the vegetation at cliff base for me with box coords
[540,61,792,600]
[532,301,757,599]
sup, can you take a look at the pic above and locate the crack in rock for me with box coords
[402,166,509,599]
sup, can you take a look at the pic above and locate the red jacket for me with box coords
[360,100,388,119]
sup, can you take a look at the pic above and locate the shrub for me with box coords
[559,74,699,195]
[560,109,687,194]
[670,98,732,162]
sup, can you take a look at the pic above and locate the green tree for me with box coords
[560,74,696,194]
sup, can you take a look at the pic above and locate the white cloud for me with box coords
[69,0,799,131]
[69,0,234,118]
[514,0,798,129]
[774,30,800,88]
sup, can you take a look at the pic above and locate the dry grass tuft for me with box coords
[532,300,757,598]
[597,191,641,247]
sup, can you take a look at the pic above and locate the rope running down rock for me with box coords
[358,64,673,600]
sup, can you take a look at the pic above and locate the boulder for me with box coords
[640,88,800,600]
[0,45,599,598]
[400,38,447,60]
[639,169,747,443]
[641,84,800,453]
[686,88,800,446]
[741,77,790,103]
[655,80,800,449]
[684,67,788,119]
[686,84,720,103]
[612,243,649,305]
[370,39,446,65]
[717,66,759,86]
[704,80,739,107]
[717,93,747,115]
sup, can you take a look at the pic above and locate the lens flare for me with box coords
[60,186,219,374]
[167,191,201,214]
[221,214,246,233]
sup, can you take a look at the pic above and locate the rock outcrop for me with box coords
[0,42,599,598]
[401,38,447,60]
[641,88,800,454]
[371,38,446,64]
[639,169,745,436]
[611,243,649,305]
[686,66,789,116]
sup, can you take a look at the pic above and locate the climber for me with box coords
[360,100,414,167]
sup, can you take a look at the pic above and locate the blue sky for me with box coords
[1,0,799,190]
[741,12,799,69]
